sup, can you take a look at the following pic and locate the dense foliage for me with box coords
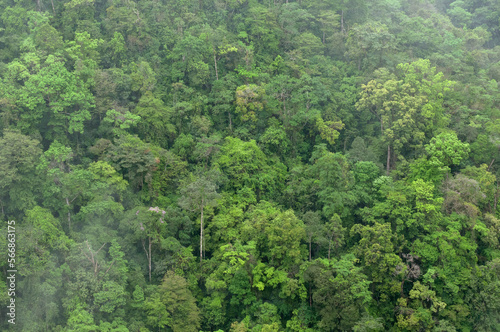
[1,0,500,330]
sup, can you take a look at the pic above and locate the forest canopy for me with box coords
[0,0,500,331]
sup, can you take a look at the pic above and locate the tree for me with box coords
[18,206,71,276]
[16,55,94,139]
[169,34,211,86]
[62,239,129,326]
[310,254,373,331]
[395,281,447,331]
[259,120,290,159]
[467,258,500,331]
[265,209,307,268]
[15,207,72,330]
[206,26,238,81]
[443,174,485,220]
[461,164,498,214]
[0,130,42,215]
[133,91,175,147]
[356,60,455,174]
[205,188,256,249]
[208,73,238,132]
[64,31,103,87]
[133,206,168,282]
[204,240,257,327]
[241,201,306,279]
[303,211,322,261]
[158,271,201,332]
[235,84,266,123]
[144,292,170,331]
[245,4,282,57]
[193,134,222,169]
[351,222,404,319]
[179,172,221,264]
[78,161,128,223]
[60,0,97,40]
[102,108,141,136]
[317,9,340,44]
[265,74,299,133]
[105,134,160,190]
[315,115,345,146]
[324,214,345,260]
[348,137,378,164]
[215,137,287,201]
[37,141,92,232]
[278,2,314,49]
[307,146,356,219]
[66,305,99,332]
[351,161,381,208]
[345,22,396,71]
[425,131,470,180]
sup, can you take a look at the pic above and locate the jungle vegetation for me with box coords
[0,0,500,330]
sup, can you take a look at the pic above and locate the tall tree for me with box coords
[356,60,455,173]
[0,130,42,216]
[179,172,221,264]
